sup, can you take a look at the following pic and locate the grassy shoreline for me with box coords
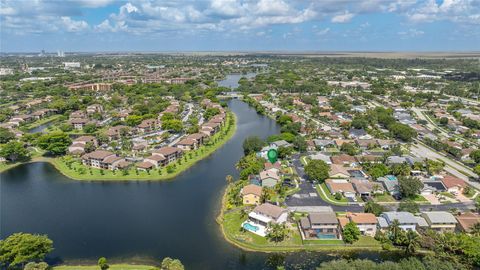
[217,183,384,253]
[53,264,157,270]
[1,112,237,181]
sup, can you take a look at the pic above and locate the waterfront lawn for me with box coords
[53,264,157,270]
[48,112,236,181]
[21,114,62,131]
[222,210,303,250]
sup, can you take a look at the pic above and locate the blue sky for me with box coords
[1,0,479,52]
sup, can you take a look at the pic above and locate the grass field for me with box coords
[316,183,349,205]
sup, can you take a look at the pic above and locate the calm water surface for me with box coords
[217,73,257,89]
[1,100,391,269]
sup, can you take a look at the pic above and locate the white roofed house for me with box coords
[379,212,418,231]
[420,211,458,233]
[241,203,288,237]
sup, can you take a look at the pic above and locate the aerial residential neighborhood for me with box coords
[1,0,480,269]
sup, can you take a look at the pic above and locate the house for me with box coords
[86,104,103,114]
[379,212,418,231]
[313,139,335,150]
[351,179,384,199]
[259,169,280,188]
[70,110,86,119]
[376,139,397,150]
[186,133,206,145]
[338,212,377,237]
[333,139,355,147]
[455,212,480,233]
[152,147,183,165]
[242,203,288,237]
[143,155,167,168]
[331,154,357,166]
[377,175,400,198]
[441,175,467,194]
[176,138,198,151]
[325,179,356,199]
[106,125,130,140]
[241,184,263,205]
[82,150,125,170]
[299,211,340,239]
[264,161,281,172]
[270,140,292,149]
[68,135,97,155]
[421,181,446,195]
[421,211,457,232]
[70,118,89,130]
[137,119,157,133]
[329,164,351,179]
[355,139,378,149]
[349,128,372,139]
[386,156,407,165]
[310,153,332,164]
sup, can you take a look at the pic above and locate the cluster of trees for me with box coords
[423,138,463,158]
[317,256,468,270]
[304,160,329,183]
[367,107,417,142]
[470,150,480,175]
[0,233,53,268]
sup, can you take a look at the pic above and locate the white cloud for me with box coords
[398,28,424,38]
[313,26,330,36]
[61,16,89,32]
[331,11,354,23]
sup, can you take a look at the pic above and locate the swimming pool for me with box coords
[316,233,337,239]
[243,222,259,232]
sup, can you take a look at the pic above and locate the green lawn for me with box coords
[53,264,157,270]
[316,183,349,205]
[373,193,396,202]
[410,195,428,202]
[21,115,62,131]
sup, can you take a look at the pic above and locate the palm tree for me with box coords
[404,230,420,254]
[388,219,402,243]
[471,222,480,236]
[225,175,233,185]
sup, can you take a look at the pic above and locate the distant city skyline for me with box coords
[1,0,480,52]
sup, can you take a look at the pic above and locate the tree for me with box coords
[470,150,480,164]
[404,230,420,254]
[162,119,183,133]
[398,200,419,214]
[398,176,423,198]
[37,132,72,155]
[293,136,307,152]
[0,127,15,143]
[0,233,53,268]
[364,201,385,216]
[340,143,358,155]
[204,108,220,120]
[24,262,50,270]
[242,136,264,155]
[0,141,29,162]
[98,257,109,270]
[425,159,444,175]
[83,123,97,133]
[225,174,233,184]
[388,219,404,245]
[343,221,361,244]
[388,123,417,142]
[125,115,143,126]
[367,164,389,179]
[277,146,293,158]
[474,164,480,175]
[266,223,288,242]
[470,223,480,236]
[304,159,329,183]
[161,257,184,270]
[439,117,449,125]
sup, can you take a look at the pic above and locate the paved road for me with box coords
[284,154,364,212]
[411,107,437,131]
[410,142,479,188]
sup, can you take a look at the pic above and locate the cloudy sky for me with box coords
[1,0,479,52]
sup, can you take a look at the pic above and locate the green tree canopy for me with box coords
[0,233,53,268]
[37,132,72,155]
[304,159,329,183]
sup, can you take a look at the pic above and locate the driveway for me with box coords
[423,194,441,205]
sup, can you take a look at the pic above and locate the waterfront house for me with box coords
[264,161,282,173]
[82,150,125,170]
[338,212,377,237]
[186,133,206,145]
[300,211,340,240]
[70,118,89,130]
[421,211,457,232]
[242,203,288,237]
[176,138,198,151]
[455,212,480,233]
[241,184,263,205]
[259,169,280,188]
[143,155,167,168]
[379,212,418,231]
[152,147,183,165]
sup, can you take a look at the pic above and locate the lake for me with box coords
[217,73,257,89]
[0,100,392,269]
